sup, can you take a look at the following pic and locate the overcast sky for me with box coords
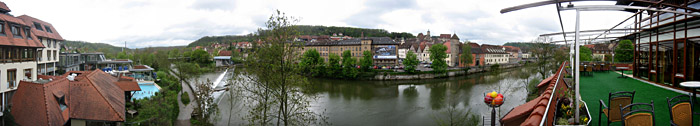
[5,0,635,48]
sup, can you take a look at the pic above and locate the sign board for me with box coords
[373,45,397,59]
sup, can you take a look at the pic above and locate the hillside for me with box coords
[187,25,415,47]
[62,41,126,53]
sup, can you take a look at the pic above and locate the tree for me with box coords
[531,43,556,80]
[360,50,373,72]
[615,39,634,62]
[579,46,592,62]
[429,44,448,73]
[341,50,359,78]
[300,49,321,76]
[191,79,218,126]
[460,42,473,69]
[116,51,130,59]
[327,53,341,78]
[191,49,213,66]
[237,10,327,125]
[404,51,419,73]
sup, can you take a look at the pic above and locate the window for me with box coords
[7,69,16,89]
[37,50,41,61]
[24,68,32,80]
[32,22,44,31]
[24,26,31,39]
[54,51,57,61]
[55,95,67,111]
[53,40,56,48]
[44,26,52,33]
[10,25,20,37]
[0,21,4,36]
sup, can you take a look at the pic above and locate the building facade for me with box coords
[0,2,49,112]
[58,53,83,74]
[628,2,700,87]
[18,15,62,76]
[302,37,400,66]
[481,44,509,65]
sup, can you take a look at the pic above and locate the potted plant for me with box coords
[554,90,591,125]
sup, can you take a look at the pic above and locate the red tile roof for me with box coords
[12,70,127,125]
[537,75,554,87]
[0,14,44,47]
[439,34,451,39]
[17,15,64,41]
[501,62,568,126]
[443,42,451,53]
[0,1,9,12]
[218,50,232,56]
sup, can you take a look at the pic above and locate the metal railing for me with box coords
[539,62,566,126]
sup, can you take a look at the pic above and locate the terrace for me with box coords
[581,71,700,125]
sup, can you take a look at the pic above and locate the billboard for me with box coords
[373,45,397,59]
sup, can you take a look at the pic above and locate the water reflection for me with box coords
[216,66,544,125]
[299,67,541,125]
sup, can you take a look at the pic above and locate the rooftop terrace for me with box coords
[581,71,700,125]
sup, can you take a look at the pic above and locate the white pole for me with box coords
[574,9,581,124]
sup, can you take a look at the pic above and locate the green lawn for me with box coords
[580,71,699,126]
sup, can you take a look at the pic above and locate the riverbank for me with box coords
[370,63,524,80]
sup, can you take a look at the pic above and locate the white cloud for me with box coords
[4,0,638,48]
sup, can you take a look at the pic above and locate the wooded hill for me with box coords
[186,25,415,47]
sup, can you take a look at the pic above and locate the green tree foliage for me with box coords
[429,44,448,73]
[327,53,341,77]
[360,50,373,72]
[404,51,420,73]
[579,46,592,62]
[116,51,130,59]
[341,50,359,78]
[129,71,181,125]
[300,49,324,76]
[237,10,327,125]
[295,25,414,39]
[191,49,213,66]
[460,42,473,67]
[615,40,634,62]
[188,35,256,47]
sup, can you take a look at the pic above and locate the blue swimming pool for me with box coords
[131,82,161,100]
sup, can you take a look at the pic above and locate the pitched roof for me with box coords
[17,15,64,41]
[481,44,508,54]
[468,43,483,54]
[12,70,127,125]
[0,14,44,47]
[439,34,451,39]
[451,34,459,40]
[503,46,521,52]
[218,50,232,56]
[0,1,9,12]
[443,42,451,53]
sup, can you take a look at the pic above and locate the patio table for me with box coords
[616,67,628,78]
[680,81,700,115]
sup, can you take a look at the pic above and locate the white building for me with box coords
[481,45,509,65]
[21,15,61,76]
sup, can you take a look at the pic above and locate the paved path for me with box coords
[171,69,197,126]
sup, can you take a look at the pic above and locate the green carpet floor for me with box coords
[580,71,700,126]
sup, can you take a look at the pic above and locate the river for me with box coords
[213,66,542,126]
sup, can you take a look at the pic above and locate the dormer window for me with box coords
[33,22,43,31]
[55,95,67,111]
[11,24,21,38]
[0,21,5,36]
[44,26,52,33]
[24,26,31,39]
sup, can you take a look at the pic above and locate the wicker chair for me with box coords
[620,101,655,126]
[599,91,636,126]
[586,64,594,76]
[667,95,693,126]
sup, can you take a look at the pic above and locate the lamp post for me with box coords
[484,91,505,126]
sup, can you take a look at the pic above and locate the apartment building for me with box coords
[0,2,44,112]
[302,37,400,66]
[481,44,509,65]
[18,15,62,76]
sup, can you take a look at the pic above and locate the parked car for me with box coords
[394,66,400,69]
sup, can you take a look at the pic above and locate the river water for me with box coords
[214,66,542,126]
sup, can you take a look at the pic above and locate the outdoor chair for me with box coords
[667,95,693,126]
[594,63,601,72]
[586,64,593,76]
[604,63,611,72]
[620,101,655,126]
[599,90,636,126]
